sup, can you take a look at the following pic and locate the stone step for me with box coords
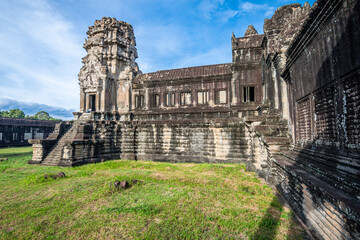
[289,149,360,182]
[254,125,288,136]
[274,154,360,239]
[244,115,268,123]
[41,124,78,166]
[280,151,360,197]
[293,147,360,171]
[265,117,286,125]
[263,136,290,145]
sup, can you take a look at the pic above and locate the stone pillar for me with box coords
[80,91,86,112]
[96,92,101,111]
[231,69,239,106]
[85,93,89,111]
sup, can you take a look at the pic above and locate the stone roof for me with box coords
[0,117,60,127]
[136,63,232,82]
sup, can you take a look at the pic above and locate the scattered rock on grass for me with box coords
[110,179,139,192]
[55,172,66,178]
[44,172,66,180]
[113,180,121,190]
[120,181,129,189]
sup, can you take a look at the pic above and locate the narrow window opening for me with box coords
[243,87,255,102]
[135,95,144,108]
[180,92,191,105]
[154,94,160,107]
[165,93,175,106]
[215,90,227,104]
[197,91,209,105]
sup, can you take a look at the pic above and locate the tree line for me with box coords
[0,109,61,121]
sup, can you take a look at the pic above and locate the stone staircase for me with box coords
[242,107,292,180]
[244,109,291,152]
[41,123,78,166]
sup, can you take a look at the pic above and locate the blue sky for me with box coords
[0,0,315,119]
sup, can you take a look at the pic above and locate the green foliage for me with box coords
[0,109,25,118]
[0,109,61,121]
[34,111,50,120]
[0,147,304,240]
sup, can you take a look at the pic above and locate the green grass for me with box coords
[0,147,304,239]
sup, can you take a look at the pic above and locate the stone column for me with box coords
[80,91,86,112]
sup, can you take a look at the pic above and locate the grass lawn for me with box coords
[0,147,304,239]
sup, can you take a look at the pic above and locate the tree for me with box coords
[0,110,8,117]
[0,109,25,118]
[1,109,61,121]
[9,109,25,118]
[34,111,51,120]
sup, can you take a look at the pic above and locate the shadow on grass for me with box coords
[251,194,283,240]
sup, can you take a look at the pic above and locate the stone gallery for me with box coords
[29,0,359,239]
[0,117,58,147]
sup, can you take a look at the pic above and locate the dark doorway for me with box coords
[89,95,96,111]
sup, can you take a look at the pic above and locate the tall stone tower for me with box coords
[78,17,140,118]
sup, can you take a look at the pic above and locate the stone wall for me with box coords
[273,0,360,239]
[33,117,269,175]
[283,0,360,150]
[261,3,311,121]
[0,117,59,147]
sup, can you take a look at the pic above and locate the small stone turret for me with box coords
[78,17,140,116]
[244,25,258,36]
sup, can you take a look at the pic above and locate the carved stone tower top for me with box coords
[78,17,140,115]
[244,25,258,36]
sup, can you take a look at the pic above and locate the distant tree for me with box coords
[33,111,61,121]
[1,109,61,121]
[34,111,51,120]
[0,110,8,117]
[25,115,37,120]
[10,109,25,118]
[0,109,25,118]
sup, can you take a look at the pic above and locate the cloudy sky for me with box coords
[0,0,315,119]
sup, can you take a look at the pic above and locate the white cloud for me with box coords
[0,98,75,120]
[0,0,84,110]
[198,0,239,23]
[197,0,276,23]
[239,2,275,17]
[199,0,225,20]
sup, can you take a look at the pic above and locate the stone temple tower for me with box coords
[77,17,140,120]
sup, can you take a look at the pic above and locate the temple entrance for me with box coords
[89,94,96,111]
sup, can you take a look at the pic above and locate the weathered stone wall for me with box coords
[272,1,360,239]
[134,120,249,163]
[0,117,58,147]
[231,30,264,107]
[45,118,261,165]
[262,3,311,121]
[283,0,360,149]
